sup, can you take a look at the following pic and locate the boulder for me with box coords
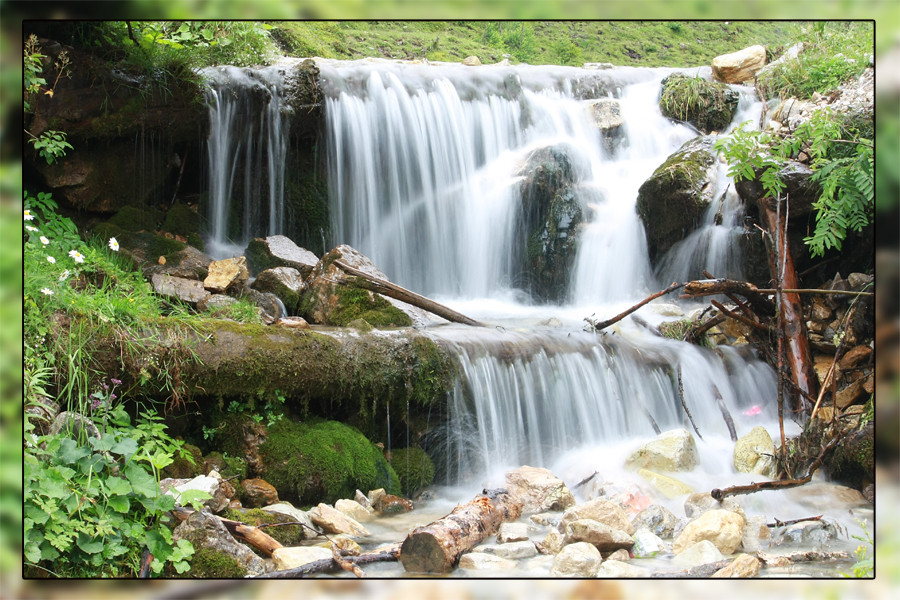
[632,504,681,539]
[595,560,650,578]
[558,498,635,535]
[673,509,745,555]
[712,45,767,84]
[172,510,267,576]
[478,541,538,560]
[733,426,778,477]
[504,465,576,514]
[772,519,837,546]
[373,494,414,515]
[196,293,239,316]
[261,502,318,540]
[244,235,319,277]
[335,498,375,523]
[587,98,625,154]
[251,267,306,313]
[458,552,516,571]
[604,549,630,561]
[151,273,211,306]
[625,429,699,472]
[563,519,634,552]
[271,546,333,571]
[540,529,567,555]
[711,553,761,578]
[497,522,531,544]
[659,73,740,133]
[550,541,603,577]
[309,503,370,537]
[462,56,482,66]
[240,478,279,508]
[636,137,718,262]
[163,473,230,513]
[143,245,212,281]
[204,256,249,294]
[672,539,724,567]
[237,288,283,322]
[637,469,694,499]
[734,160,820,219]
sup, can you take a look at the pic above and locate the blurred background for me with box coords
[1,1,897,598]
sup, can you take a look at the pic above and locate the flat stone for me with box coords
[151,273,210,305]
[271,546,333,571]
[204,256,249,293]
[632,527,665,558]
[711,553,761,578]
[559,497,635,535]
[564,519,634,552]
[261,502,318,539]
[335,498,375,523]
[497,522,531,543]
[309,503,369,537]
[458,552,516,571]
[672,539,724,567]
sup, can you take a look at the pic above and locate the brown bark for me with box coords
[172,507,283,557]
[681,279,773,316]
[399,488,524,573]
[333,259,484,327]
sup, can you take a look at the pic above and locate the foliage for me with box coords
[137,21,279,68]
[24,404,195,577]
[23,34,74,164]
[388,446,435,497]
[27,131,74,165]
[714,109,873,258]
[841,519,874,578]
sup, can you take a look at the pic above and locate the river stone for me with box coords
[309,503,370,536]
[335,498,375,523]
[172,510,267,576]
[245,235,319,276]
[637,469,694,499]
[684,492,744,519]
[271,546,333,571]
[204,256,249,293]
[143,245,212,280]
[479,541,538,560]
[251,266,305,313]
[712,44,767,84]
[540,529,567,555]
[164,474,226,512]
[595,559,649,578]
[505,465,576,514]
[550,541,603,577]
[262,502,318,540]
[632,504,681,539]
[631,527,665,558]
[354,489,371,509]
[458,552,516,571]
[564,519,634,552]
[772,519,837,546]
[240,478,279,508]
[151,273,211,306]
[587,98,624,131]
[531,512,561,528]
[733,426,778,477]
[498,522,531,543]
[626,428,699,472]
[559,498,635,535]
[674,509,745,555]
[672,539,724,567]
[711,553,761,578]
[839,345,873,370]
[462,55,482,66]
[604,549,631,561]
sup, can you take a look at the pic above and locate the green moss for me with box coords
[185,547,245,578]
[659,319,692,341]
[163,202,201,237]
[260,419,400,505]
[186,232,205,251]
[223,507,303,546]
[203,451,247,480]
[389,447,435,496]
[659,74,739,134]
[326,287,412,328]
[161,443,203,479]
[107,205,162,232]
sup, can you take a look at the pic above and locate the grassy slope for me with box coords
[270,20,799,67]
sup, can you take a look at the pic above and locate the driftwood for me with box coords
[676,365,702,440]
[681,278,773,316]
[258,543,402,578]
[758,550,851,566]
[171,507,283,557]
[767,514,823,528]
[399,488,523,573]
[713,385,738,442]
[333,259,483,327]
[586,282,684,331]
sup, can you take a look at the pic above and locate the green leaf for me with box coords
[110,436,138,458]
[107,495,130,513]
[57,437,91,465]
[104,476,132,496]
[77,532,104,554]
[125,463,159,498]
[25,504,50,525]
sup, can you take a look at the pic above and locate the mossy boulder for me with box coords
[659,73,739,134]
[92,221,187,269]
[636,135,717,262]
[223,507,304,546]
[162,202,202,238]
[183,547,246,578]
[107,205,164,232]
[250,267,305,314]
[260,419,400,506]
[161,443,204,479]
[389,447,435,497]
[245,235,319,277]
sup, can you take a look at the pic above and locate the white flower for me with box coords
[108,237,119,252]
[39,236,50,245]
[46,256,56,264]
[69,250,85,263]
[40,288,53,296]
[59,269,70,281]
[25,225,38,232]
[24,210,34,221]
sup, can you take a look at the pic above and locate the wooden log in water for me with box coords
[399,488,523,574]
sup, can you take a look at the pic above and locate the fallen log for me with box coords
[586,282,684,332]
[399,488,524,573]
[172,507,283,557]
[681,278,773,316]
[333,260,483,327]
[257,543,401,578]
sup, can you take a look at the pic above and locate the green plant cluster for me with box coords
[388,446,435,496]
[260,419,400,505]
[659,73,738,133]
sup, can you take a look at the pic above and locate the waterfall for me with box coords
[202,65,288,259]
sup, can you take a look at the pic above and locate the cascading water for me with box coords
[202,65,288,258]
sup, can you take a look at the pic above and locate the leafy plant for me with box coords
[841,519,873,578]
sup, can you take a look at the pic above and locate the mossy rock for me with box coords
[223,507,304,546]
[202,451,248,481]
[161,443,204,479]
[659,73,739,134]
[184,547,246,578]
[324,287,412,328]
[260,419,400,506]
[107,205,163,232]
[389,447,435,496]
[163,202,201,237]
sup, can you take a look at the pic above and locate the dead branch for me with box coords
[710,299,769,332]
[681,278,773,316]
[575,471,600,489]
[677,365,702,440]
[713,385,737,442]
[767,514,823,528]
[332,543,365,578]
[587,282,684,331]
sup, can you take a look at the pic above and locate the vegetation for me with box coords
[658,73,739,134]
[389,446,435,497]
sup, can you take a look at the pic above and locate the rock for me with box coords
[824,421,874,490]
[740,515,771,553]
[144,245,213,280]
[530,512,561,528]
[498,522,531,543]
[479,541,538,560]
[813,354,840,388]
[733,426,778,478]
[151,273,211,305]
[637,469,694,499]
[261,502,318,540]
[712,44,767,83]
[373,494,413,515]
[462,55,482,66]
[240,478,279,508]
[631,527,665,558]
[275,316,310,329]
[658,74,740,133]
[300,245,417,327]
[271,546,333,571]
[632,504,681,539]
[458,552,516,571]
[773,519,838,547]
[636,138,718,262]
[835,378,866,409]
[550,541,603,577]
[309,503,370,536]
[196,293,239,316]
[245,235,319,277]
[368,488,386,507]
[354,489,371,509]
[204,256,249,293]
[673,509,745,555]
[563,519,634,553]
[626,428,699,472]
[237,288,282,322]
[164,473,231,513]
[848,272,873,289]
[251,267,305,313]
[540,529,567,555]
[672,539,724,567]
[595,559,649,578]
[505,465,576,514]
[604,549,631,561]
[711,553,761,578]
[587,98,625,153]
[172,510,267,576]
[839,345,873,370]
[734,160,820,220]
[335,498,375,523]
[559,498,635,535]
[589,482,650,517]
[49,411,100,440]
